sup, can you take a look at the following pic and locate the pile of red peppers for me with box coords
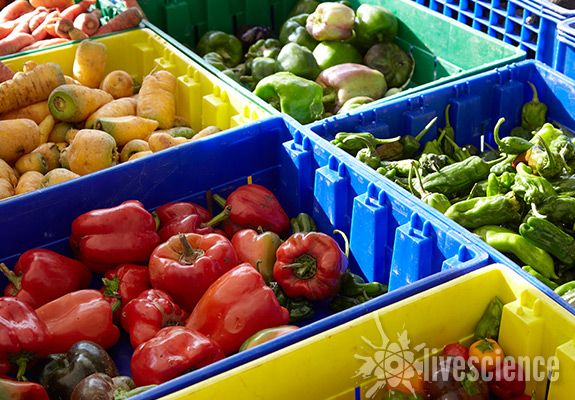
[0,182,387,399]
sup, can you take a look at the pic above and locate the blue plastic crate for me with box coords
[309,59,575,314]
[409,0,572,66]
[556,16,575,79]
[0,116,494,399]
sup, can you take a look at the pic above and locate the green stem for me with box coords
[212,194,227,209]
[528,81,540,104]
[15,357,27,381]
[201,205,231,228]
[444,103,452,130]
[116,385,158,400]
[539,137,557,173]
[333,229,350,258]
[178,234,205,265]
[282,254,317,280]
[492,117,506,150]
[415,116,438,141]
[0,263,21,291]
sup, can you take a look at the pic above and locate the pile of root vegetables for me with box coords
[0,0,143,56]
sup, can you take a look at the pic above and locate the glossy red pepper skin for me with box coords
[149,233,238,312]
[121,289,187,348]
[0,377,50,400]
[35,290,120,353]
[273,232,348,301]
[70,200,161,273]
[100,264,151,320]
[223,184,290,235]
[130,326,224,386]
[0,297,51,377]
[1,249,92,309]
[231,229,281,283]
[186,264,290,355]
[155,202,219,242]
[154,202,211,226]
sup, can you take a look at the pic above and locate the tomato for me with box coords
[469,338,505,372]
[488,359,525,399]
[442,343,470,361]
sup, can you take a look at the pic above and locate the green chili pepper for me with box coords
[474,225,558,279]
[521,82,548,132]
[530,123,562,146]
[270,282,314,322]
[486,173,500,197]
[398,117,438,159]
[535,196,575,226]
[381,159,418,177]
[474,296,504,340]
[467,180,488,199]
[498,172,516,193]
[490,154,516,176]
[409,165,451,213]
[550,134,575,165]
[377,166,398,181]
[519,217,575,266]
[511,162,557,205]
[522,266,559,290]
[553,175,575,196]
[510,125,533,140]
[492,117,533,154]
[526,138,563,180]
[555,281,575,297]
[339,272,387,298]
[440,104,456,158]
[354,137,381,169]
[331,132,397,155]
[419,153,450,174]
[290,213,317,234]
[445,193,521,229]
[422,155,505,197]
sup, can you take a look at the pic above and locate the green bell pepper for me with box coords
[246,39,282,62]
[288,0,319,18]
[279,14,318,51]
[197,31,243,68]
[290,213,317,233]
[354,4,398,49]
[312,41,362,71]
[254,72,324,124]
[277,42,320,80]
[364,43,415,89]
[203,52,227,71]
[445,193,522,229]
[337,96,374,115]
[249,57,279,84]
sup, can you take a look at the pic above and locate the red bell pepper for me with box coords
[154,202,211,225]
[186,264,290,355]
[213,184,290,235]
[0,249,92,309]
[35,290,120,353]
[70,200,161,273]
[273,232,348,301]
[100,264,151,320]
[0,377,49,400]
[0,297,51,380]
[148,233,238,312]
[231,228,281,283]
[157,209,230,242]
[121,289,187,348]
[130,326,224,386]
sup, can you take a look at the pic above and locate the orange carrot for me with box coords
[0,0,8,12]
[32,9,57,40]
[123,0,146,20]
[0,61,14,83]
[30,0,73,11]
[60,0,94,21]
[0,19,16,39]
[11,10,39,34]
[73,10,99,36]
[20,37,68,50]
[54,17,86,39]
[28,9,48,31]
[0,32,34,56]
[0,0,34,24]
[95,7,142,35]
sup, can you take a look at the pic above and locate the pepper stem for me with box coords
[527,81,540,104]
[212,194,227,209]
[539,137,557,173]
[15,356,29,381]
[178,234,205,265]
[492,117,506,150]
[201,205,231,228]
[115,385,158,400]
[444,104,452,130]
[414,116,438,141]
[333,229,350,258]
[281,254,317,280]
[0,263,21,291]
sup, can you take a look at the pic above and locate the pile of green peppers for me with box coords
[196,0,415,124]
[332,82,575,301]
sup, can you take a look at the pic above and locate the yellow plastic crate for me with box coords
[163,265,575,400]
[2,28,270,132]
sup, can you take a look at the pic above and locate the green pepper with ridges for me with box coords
[535,196,575,226]
[445,193,522,229]
[246,39,282,62]
[490,154,516,176]
[521,82,548,132]
[279,14,318,51]
[530,123,562,146]
[553,175,575,196]
[197,31,243,68]
[331,132,398,155]
[410,166,452,213]
[511,162,557,205]
[277,42,320,80]
[526,137,563,179]
[290,213,317,234]
[522,266,559,290]
[474,225,557,279]
[550,134,575,165]
[202,52,227,71]
[492,117,533,154]
[419,153,450,174]
[519,217,575,266]
[288,0,319,18]
[474,296,504,340]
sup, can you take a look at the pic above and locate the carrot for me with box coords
[28,9,48,32]
[0,32,35,56]
[0,0,34,24]
[30,0,73,11]
[0,61,13,83]
[60,0,94,21]
[31,9,58,40]
[55,17,87,40]
[21,37,68,51]
[73,11,99,36]
[0,63,65,114]
[11,10,38,34]
[95,7,142,35]
[123,0,146,19]
[0,20,17,40]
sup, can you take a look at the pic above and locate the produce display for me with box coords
[0,0,143,56]
[333,83,575,303]
[0,182,387,397]
[0,38,223,201]
[197,1,415,124]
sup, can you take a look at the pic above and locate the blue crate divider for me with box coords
[556,16,575,79]
[409,0,573,66]
[0,116,496,400]
[309,59,575,315]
